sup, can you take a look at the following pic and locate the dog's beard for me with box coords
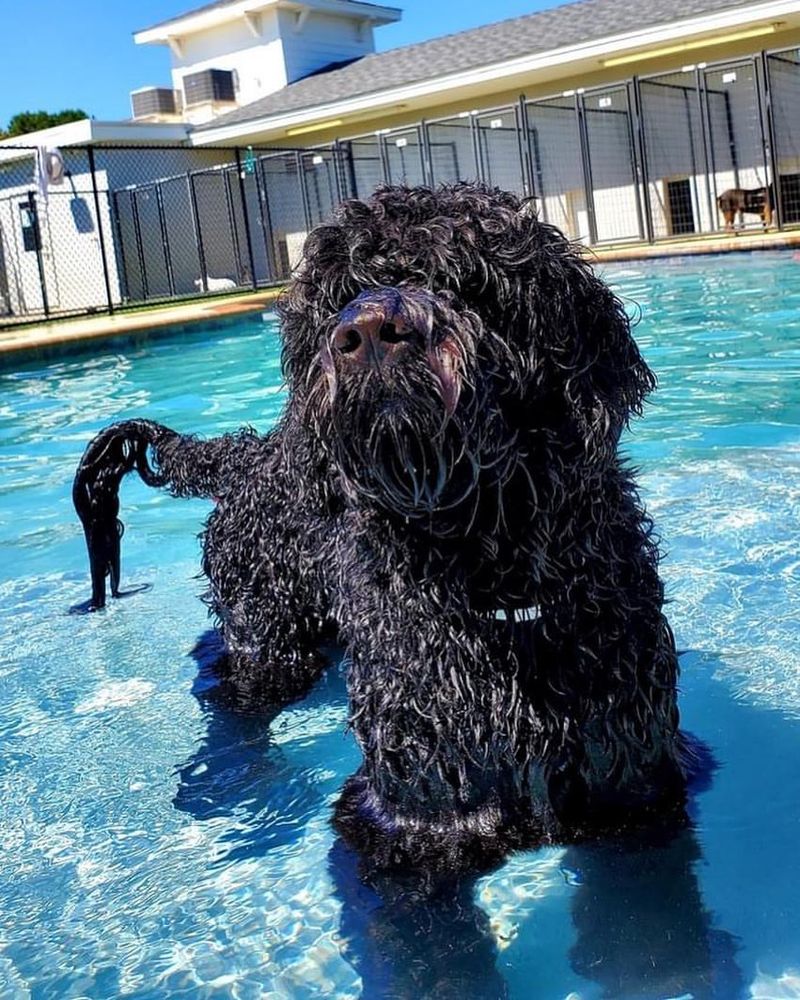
[309,361,482,517]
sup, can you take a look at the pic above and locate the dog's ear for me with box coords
[520,236,655,460]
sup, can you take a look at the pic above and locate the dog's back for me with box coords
[718,185,774,228]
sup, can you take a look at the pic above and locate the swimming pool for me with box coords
[1,250,800,999]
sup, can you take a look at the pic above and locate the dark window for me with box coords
[666,178,695,235]
[183,69,236,107]
[779,173,800,224]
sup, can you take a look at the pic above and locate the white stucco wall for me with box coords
[169,9,287,111]
[162,7,377,122]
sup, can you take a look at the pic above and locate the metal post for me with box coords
[468,113,481,185]
[576,93,598,245]
[517,96,536,200]
[109,191,131,303]
[623,82,647,243]
[304,154,326,226]
[222,168,245,286]
[758,50,784,229]
[331,140,345,203]
[419,122,434,187]
[526,107,549,224]
[256,157,279,281]
[696,67,718,231]
[630,77,654,242]
[154,181,175,297]
[26,192,50,318]
[681,87,703,235]
[378,134,391,185]
[87,147,115,314]
[130,189,149,299]
[722,89,740,189]
[295,150,313,232]
[475,114,488,184]
[338,139,359,200]
[187,171,208,292]
[234,148,259,289]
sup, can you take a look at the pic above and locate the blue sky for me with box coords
[0,0,554,127]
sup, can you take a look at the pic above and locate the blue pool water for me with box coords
[2,251,800,999]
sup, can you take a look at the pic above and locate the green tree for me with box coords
[1,109,88,138]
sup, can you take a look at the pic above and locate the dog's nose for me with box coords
[331,293,421,367]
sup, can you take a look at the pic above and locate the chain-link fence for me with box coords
[1,45,798,328]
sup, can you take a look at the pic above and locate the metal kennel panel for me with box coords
[259,152,309,278]
[225,163,257,287]
[525,95,587,241]
[190,168,248,289]
[581,85,644,243]
[701,60,772,230]
[340,135,386,199]
[766,49,800,225]
[236,166,272,285]
[132,184,172,298]
[111,190,143,302]
[300,148,341,227]
[154,175,202,295]
[474,106,526,195]
[425,114,478,185]
[383,127,426,187]
[638,69,711,238]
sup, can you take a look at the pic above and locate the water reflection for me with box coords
[328,825,743,1000]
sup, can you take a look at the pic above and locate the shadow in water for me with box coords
[564,827,743,1000]
[329,839,510,1000]
[329,821,743,1000]
[172,635,746,997]
[328,821,744,1000]
[172,630,347,863]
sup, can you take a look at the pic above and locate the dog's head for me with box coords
[278,183,654,517]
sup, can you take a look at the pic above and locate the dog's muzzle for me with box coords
[323,286,463,417]
[330,287,434,370]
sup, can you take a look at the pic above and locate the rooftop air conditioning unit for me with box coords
[183,68,236,108]
[130,87,181,121]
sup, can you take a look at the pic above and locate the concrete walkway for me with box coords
[590,225,800,263]
[2,228,799,363]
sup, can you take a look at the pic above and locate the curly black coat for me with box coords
[73,182,686,872]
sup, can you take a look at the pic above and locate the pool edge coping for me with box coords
[0,288,282,367]
[2,230,800,365]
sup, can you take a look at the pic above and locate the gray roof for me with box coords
[198,0,768,130]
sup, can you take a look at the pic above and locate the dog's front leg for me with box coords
[533,568,686,832]
[330,523,530,871]
[200,461,335,710]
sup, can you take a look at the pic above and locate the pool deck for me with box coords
[0,287,283,363]
[2,228,799,361]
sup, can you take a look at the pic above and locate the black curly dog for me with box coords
[73,182,688,872]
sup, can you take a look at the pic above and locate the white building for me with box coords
[131,0,401,124]
[0,0,799,322]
